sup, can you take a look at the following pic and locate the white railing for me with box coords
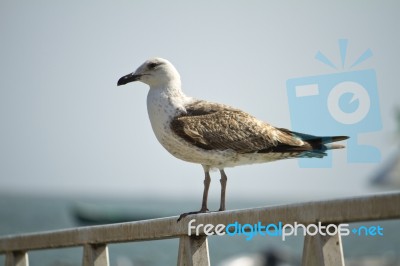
[1,192,399,266]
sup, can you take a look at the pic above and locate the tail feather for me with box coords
[285,129,349,144]
[301,135,348,158]
[325,143,346,150]
[298,140,347,159]
[319,135,349,145]
[269,128,349,158]
[306,136,348,149]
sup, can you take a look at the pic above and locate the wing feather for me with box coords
[170,100,305,153]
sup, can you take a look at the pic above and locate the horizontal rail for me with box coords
[0,192,399,254]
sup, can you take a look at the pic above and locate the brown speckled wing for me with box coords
[170,100,309,154]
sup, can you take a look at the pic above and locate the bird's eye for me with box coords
[148,62,159,69]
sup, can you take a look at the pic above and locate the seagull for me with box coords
[117,57,349,221]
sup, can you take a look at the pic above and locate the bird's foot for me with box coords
[177,208,209,222]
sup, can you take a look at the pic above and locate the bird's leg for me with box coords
[219,169,227,211]
[200,171,211,212]
[177,169,211,222]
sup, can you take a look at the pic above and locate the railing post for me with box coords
[5,251,29,266]
[82,244,109,266]
[177,235,210,266]
[301,225,345,266]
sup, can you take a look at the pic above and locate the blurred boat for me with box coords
[71,202,170,225]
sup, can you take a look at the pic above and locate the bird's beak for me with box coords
[117,73,141,86]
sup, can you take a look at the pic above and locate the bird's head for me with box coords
[117,57,181,88]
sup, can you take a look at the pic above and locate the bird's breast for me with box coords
[146,89,188,150]
[146,90,217,165]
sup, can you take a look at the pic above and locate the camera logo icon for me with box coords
[286,39,382,168]
[327,81,370,125]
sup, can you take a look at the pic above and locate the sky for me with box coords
[0,1,399,202]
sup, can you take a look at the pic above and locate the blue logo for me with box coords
[286,39,382,167]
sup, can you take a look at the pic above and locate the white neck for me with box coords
[149,80,187,101]
[146,82,191,146]
[147,81,190,120]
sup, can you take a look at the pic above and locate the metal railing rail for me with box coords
[1,192,399,266]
